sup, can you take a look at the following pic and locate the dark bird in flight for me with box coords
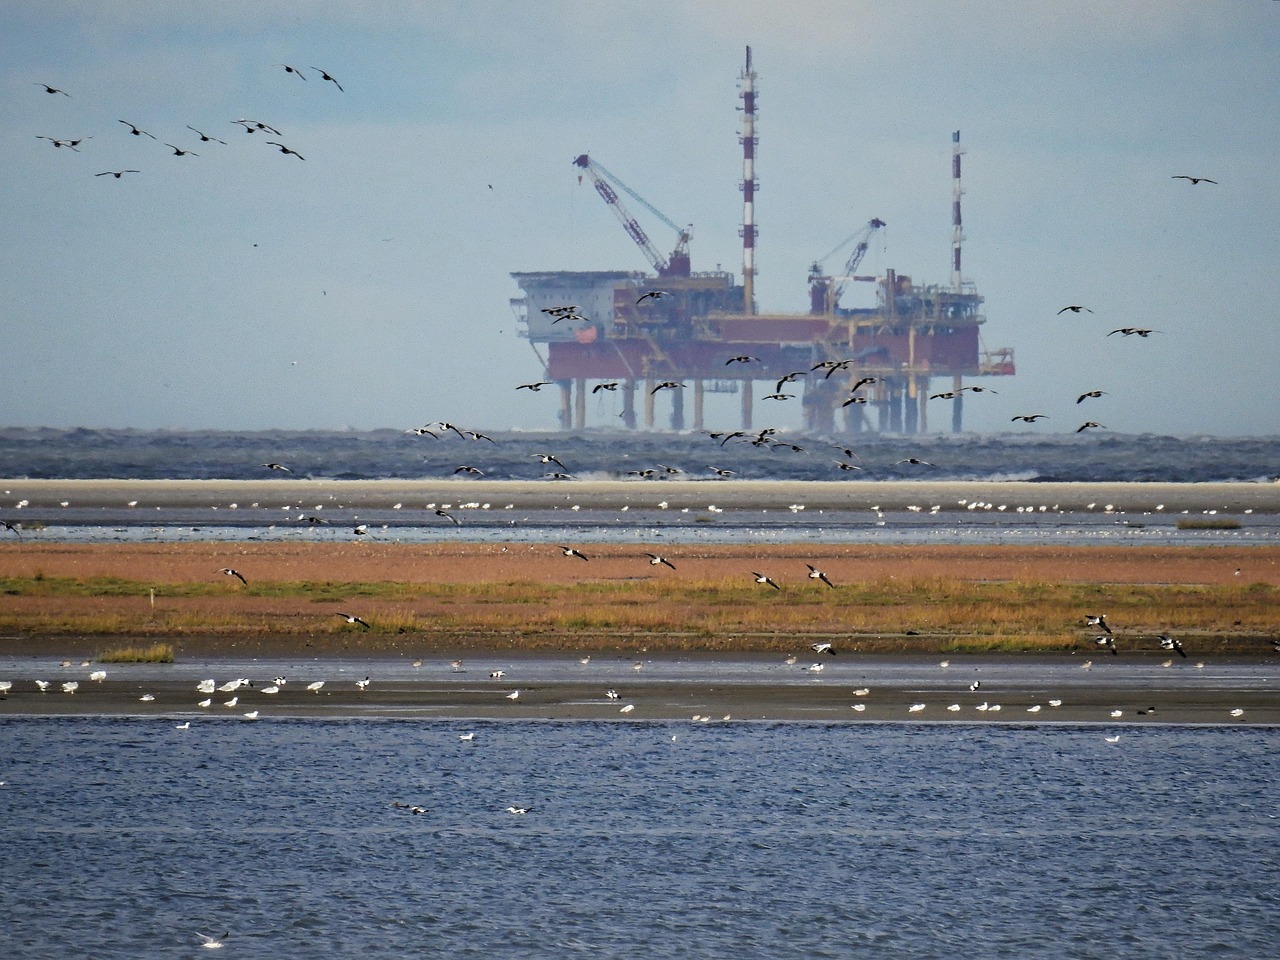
[435,508,462,525]
[37,136,91,151]
[35,83,70,96]
[1,521,22,540]
[1171,175,1217,185]
[464,430,496,444]
[811,642,836,655]
[266,141,305,159]
[221,568,248,586]
[753,572,781,591]
[312,67,344,91]
[551,313,588,324]
[1094,635,1118,655]
[559,545,589,561]
[1076,421,1106,433]
[849,376,877,392]
[650,381,682,394]
[725,355,759,365]
[187,126,227,144]
[1076,390,1106,404]
[1057,305,1093,314]
[1011,414,1048,422]
[233,119,281,135]
[762,393,794,401]
[118,120,157,139]
[533,453,567,471]
[774,372,804,392]
[262,462,292,473]
[806,564,835,588]
[336,613,372,629]
[163,143,198,156]
[541,305,578,316]
[707,466,735,478]
[965,386,997,395]
[929,391,958,400]
[841,396,868,407]
[646,553,676,570]
[453,466,483,477]
[95,170,141,179]
[277,63,308,80]
[517,381,551,392]
[896,458,933,466]
[592,381,619,393]
[1108,327,1157,337]
[636,290,668,304]
[832,460,863,472]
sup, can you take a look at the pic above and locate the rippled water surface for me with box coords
[3,718,1277,959]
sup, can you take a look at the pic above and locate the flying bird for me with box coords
[220,568,248,586]
[1057,305,1093,314]
[559,545,589,561]
[533,453,567,471]
[762,393,794,401]
[265,141,305,159]
[1085,614,1112,634]
[435,508,461,525]
[1158,634,1187,658]
[1076,390,1106,404]
[276,63,308,80]
[1108,327,1157,337]
[1171,175,1217,185]
[233,119,281,135]
[186,126,227,144]
[592,381,620,393]
[646,553,676,570]
[896,458,934,466]
[1011,414,1048,423]
[95,169,141,178]
[37,136,91,151]
[453,466,483,477]
[753,572,781,591]
[1076,421,1106,433]
[841,396,868,407]
[312,67,344,91]
[262,462,292,472]
[196,932,229,950]
[118,120,157,139]
[650,381,682,394]
[163,143,198,156]
[517,381,551,391]
[636,290,668,304]
[811,641,836,655]
[1095,635,1118,655]
[725,355,759,365]
[35,83,71,96]
[805,564,835,588]
[335,613,371,629]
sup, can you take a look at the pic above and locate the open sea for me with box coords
[2,429,1278,957]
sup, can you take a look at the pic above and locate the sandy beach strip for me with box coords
[3,477,1280,513]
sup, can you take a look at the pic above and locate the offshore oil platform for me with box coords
[511,47,1014,434]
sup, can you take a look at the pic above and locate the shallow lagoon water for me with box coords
[3,718,1277,959]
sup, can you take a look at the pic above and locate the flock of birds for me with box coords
[30,66,341,176]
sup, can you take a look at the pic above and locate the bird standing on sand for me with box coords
[221,568,247,586]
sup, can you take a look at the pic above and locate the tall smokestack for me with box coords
[739,46,758,314]
[951,129,964,292]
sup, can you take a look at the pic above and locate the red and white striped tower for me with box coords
[951,129,964,292]
[739,46,758,314]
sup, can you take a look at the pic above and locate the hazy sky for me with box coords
[4,1,1278,436]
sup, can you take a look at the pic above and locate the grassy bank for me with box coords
[1,574,1275,655]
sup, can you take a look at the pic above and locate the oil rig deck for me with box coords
[511,49,1014,434]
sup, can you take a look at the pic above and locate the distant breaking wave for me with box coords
[0,427,1276,484]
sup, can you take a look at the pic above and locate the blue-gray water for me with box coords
[2,427,1278,482]
[3,718,1277,959]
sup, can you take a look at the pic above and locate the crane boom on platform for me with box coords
[573,154,692,277]
[807,217,885,313]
